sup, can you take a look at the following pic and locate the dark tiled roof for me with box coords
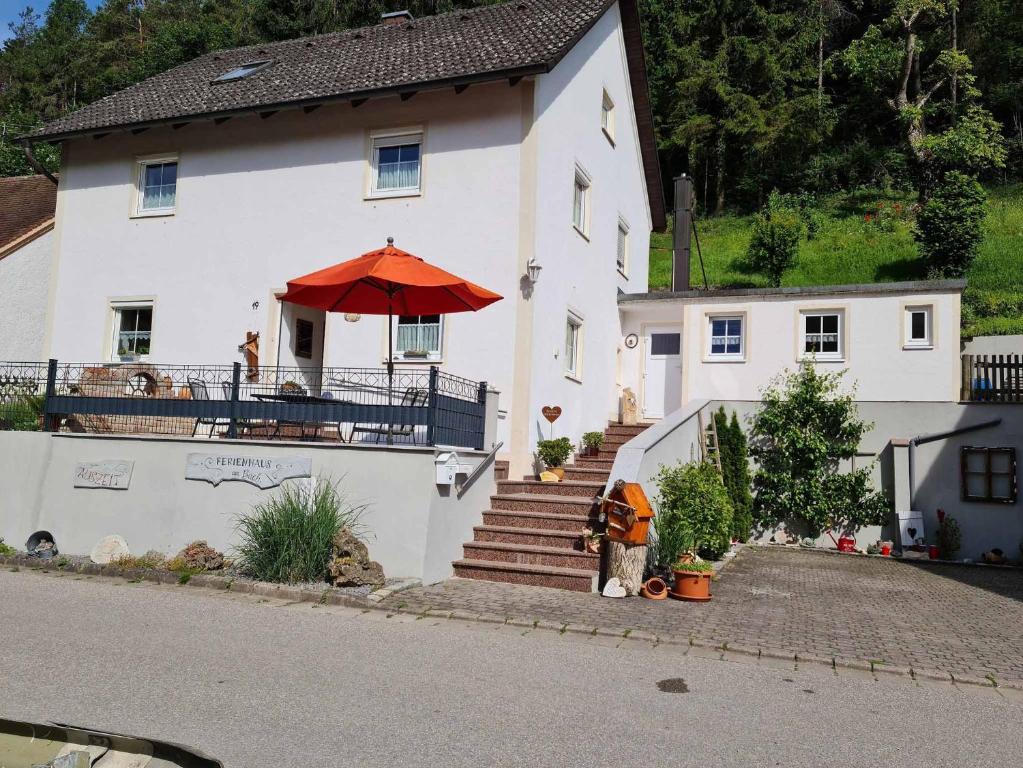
[26,0,615,140]
[0,175,57,253]
[23,0,665,229]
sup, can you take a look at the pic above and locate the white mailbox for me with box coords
[435,452,472,487]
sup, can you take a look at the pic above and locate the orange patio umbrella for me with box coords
[279,237,503,401]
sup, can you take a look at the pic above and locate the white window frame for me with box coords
[368,129,424,199]
[565,312,584,381]
[904,305,934,349]
[572,165,591,239]
[706,314,745,361]
[799,310,844,361]
[132,155,178,218]
[109,301,154,362]
[616,217,630,276]
[601,89,616,144]
[392,314,444,362]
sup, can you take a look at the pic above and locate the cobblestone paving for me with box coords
[382,547,1023,686]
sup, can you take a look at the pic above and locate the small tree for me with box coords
[749,365,888,537]
[714,407,753,542]
[746,192,802,286]
[914,171,987,278]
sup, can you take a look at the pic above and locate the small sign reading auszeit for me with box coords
[185,453,312,490]
[74,460,134,490]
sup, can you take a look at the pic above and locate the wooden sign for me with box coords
[541,406,562,423]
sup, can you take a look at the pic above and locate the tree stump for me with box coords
[607,540,647,596]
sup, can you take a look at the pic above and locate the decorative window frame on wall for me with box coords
[106,298,156,363]
[704,311,748,362]
[601,88,616,145]
[797,307,846,362]
[572,164,592,239]
[902,303,934,349]
[294,318,315,359]
[961,446,1018,504]
[367,126,425,199]
[565,310,584,382]
[131,154,179,218]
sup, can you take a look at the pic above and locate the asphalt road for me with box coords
[1,569,1020,768]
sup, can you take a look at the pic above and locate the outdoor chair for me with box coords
[219,382,275,439]
[348,387,429,445]
[188,379,228,438]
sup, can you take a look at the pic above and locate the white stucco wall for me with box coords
[620,285,963,408]
[0,229,53,361]
[526,1,653,450]
[0,432,494,584]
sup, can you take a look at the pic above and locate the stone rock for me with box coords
[602,577,627,598]
[90,535,129,565]
[621,388,638,425]
[178,540,224,571]
[327,528,384,588]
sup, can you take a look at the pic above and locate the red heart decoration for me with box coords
[541,406,562,423]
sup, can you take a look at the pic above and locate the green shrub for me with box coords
[0,538,16,557]
[536,437,574,468]
[672,559,714,574]
[915,171,987,278]
[714,407,753,542]
[937,514,961,559]
[653,461,733,562]
[235,477,366,584]
[0,394,45,431]
[750,365,889,537]
[746,191,803,286]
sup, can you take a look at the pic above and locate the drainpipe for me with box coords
[21,143,59,185]
[907,418,1001,509]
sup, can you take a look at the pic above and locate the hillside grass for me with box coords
[649,185,1023,337]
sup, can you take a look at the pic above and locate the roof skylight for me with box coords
[212,60,273,84]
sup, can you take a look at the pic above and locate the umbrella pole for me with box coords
[387,294,394,445]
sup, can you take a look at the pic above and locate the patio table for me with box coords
[250,392,355,441]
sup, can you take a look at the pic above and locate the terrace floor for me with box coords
[380,546,1023,687]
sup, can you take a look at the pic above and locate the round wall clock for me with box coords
[624,333,639,349]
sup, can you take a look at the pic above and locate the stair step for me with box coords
[498,479,605,498]
[482,509,599,532]
[596,447,622,459]
[574,457,615,470]
[561,466,611,482]
[452,559,597,593]
[463,541,599,569]
[490,493,597,515]
[606,422,652,436]
[473,525,586,549]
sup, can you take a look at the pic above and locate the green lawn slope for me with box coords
[649,185,1023,337]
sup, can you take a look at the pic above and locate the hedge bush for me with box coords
[653,461,733,562]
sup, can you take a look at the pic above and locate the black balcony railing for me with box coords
[0,360,488,450]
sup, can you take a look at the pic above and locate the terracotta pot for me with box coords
[640,577,668,600]
[549,466,565,481]
[669,570,712,602]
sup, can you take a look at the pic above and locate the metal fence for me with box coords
[0,360,488,449]
[961,354,1023,403]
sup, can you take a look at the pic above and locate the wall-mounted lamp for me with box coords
[526,257,543,284]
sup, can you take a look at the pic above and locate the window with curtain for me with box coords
[112,305,152,360]
[801,311,843,359]
[137,159,177,214]
[372,134,422,195]
[709,316,743,358]
[396,315,442,358]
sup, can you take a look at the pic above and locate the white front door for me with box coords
[642,325,682,419]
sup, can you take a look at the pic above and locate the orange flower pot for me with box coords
[640,577,668,600]
[669,570,712,602]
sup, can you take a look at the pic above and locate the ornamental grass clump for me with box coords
[235,477,366,584]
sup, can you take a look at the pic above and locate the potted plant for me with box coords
[581,527,603,554]
[670,558,714,601]
[581,431,604,457]
[536,437,573,481]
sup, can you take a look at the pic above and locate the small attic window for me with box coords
[212,60,272,84]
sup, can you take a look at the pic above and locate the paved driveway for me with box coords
[382,547,1023,687]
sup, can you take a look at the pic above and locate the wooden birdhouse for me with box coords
[601,479,654,546]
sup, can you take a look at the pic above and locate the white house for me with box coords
[21,0,665,478]
[0,175,57,361]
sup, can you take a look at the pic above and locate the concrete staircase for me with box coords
[452,422,650,592]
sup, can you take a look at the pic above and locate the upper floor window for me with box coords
[112,303,152,361]
[573,166,591,237]
[601,90,616,144]
[396,314,442,360]
[905,305,933,348]
[616,218,629,275]
[565,313,583,379]
[135,157,177,216]
[800,310,843,360]
[708,315,744,359]
[370,131,422,197]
